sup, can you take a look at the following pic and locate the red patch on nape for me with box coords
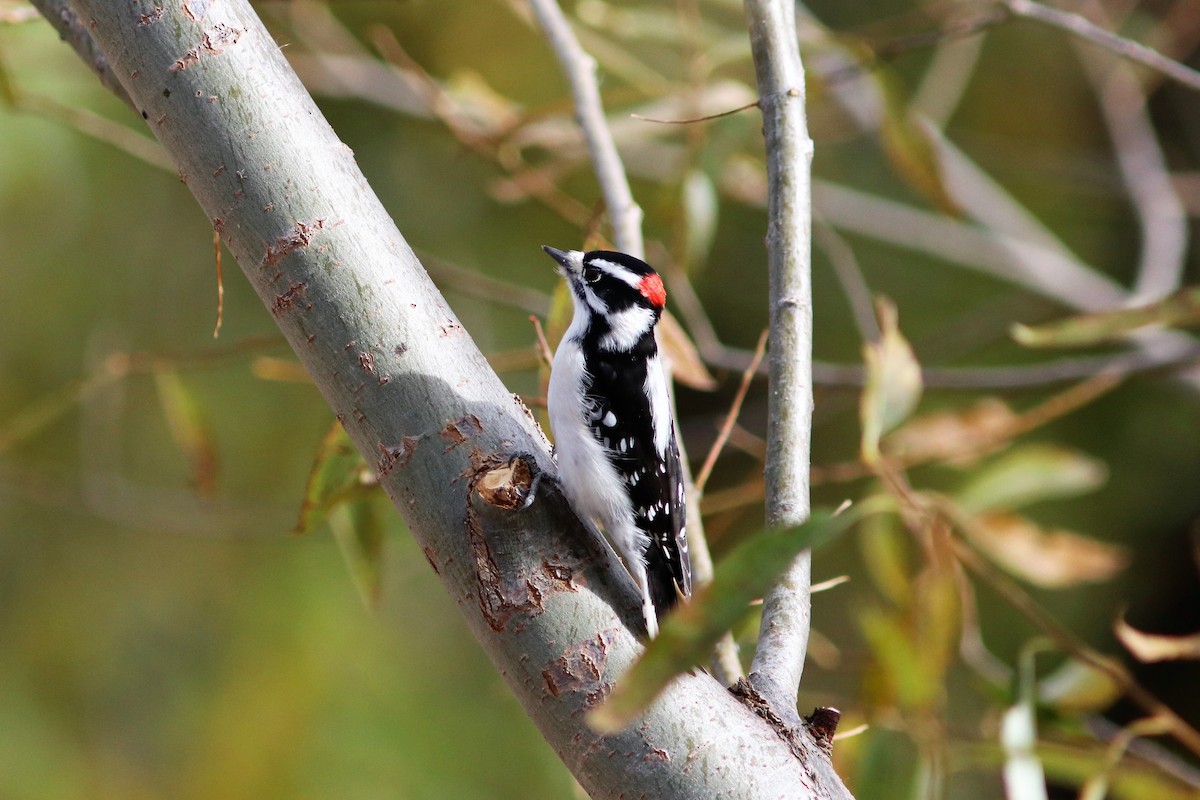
[638,273,666,308]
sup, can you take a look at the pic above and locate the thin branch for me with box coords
[0,86,172,171]
[631,98,759,126]
[743,0,816,730]
[695,328,768,494]
[911,26,988,129]
[279,7,595,231]
[951,535,1200,759]
[1073,22,1187,302]
[813,179,1126,313]
[811,176,1200,390]
[698,340,1200,388]
[527,0,644,257]
[1002,0,1200,92]
[813,217,880,343]
[419,251,552,317]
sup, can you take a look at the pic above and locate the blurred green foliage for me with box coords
[2,1,1200,798]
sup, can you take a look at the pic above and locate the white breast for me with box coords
[547,338,634,532]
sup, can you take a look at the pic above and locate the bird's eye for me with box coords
[584,268,602,284]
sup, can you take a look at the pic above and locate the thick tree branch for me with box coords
[36,0,844,795]
[743,0,816,730]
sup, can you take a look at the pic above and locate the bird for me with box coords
[543,245,691,638]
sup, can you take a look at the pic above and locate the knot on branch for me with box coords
[804,706,841,752]
[473,452,539,511]
[466,453,575,632]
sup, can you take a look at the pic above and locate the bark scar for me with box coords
[262,219,327,268]
[541,631,614,710]
[170,23,246,72]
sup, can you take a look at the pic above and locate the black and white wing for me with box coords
[585,349,690,616]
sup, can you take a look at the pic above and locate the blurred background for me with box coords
[1,0,1199,797]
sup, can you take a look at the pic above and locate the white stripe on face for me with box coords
[588,257,644,290]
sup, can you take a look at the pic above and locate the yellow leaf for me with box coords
[1013,286,1200,349]
[154,371,219,495]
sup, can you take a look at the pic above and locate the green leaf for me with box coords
[588,508,859,732]
[294,419,378,536]
[860,298,923,464]
[954,444,1107,513]
[858,567,959,713]
[857,511,912,606]
[1012,286,1200,348]
[329,501,387,610]
[154,370,219,494]
[859,606,937,710]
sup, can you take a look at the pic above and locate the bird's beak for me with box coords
[542,245,581,278]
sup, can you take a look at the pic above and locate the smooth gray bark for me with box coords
[744,0,817,729]
[37,0,848,796]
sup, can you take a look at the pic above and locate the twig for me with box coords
[1002,0,1200,93]
[813,179,1126,313]
[1073,18,1187,302]
[8,92,173,171]
[911,26,988,129]
[813,175,1200,391]
[695,328,768,494]
[700,336,1200,388]
[742,0,815,729]
[813,217,880,343]
[420,251,553,316]
[631,99,759,126]
[0,337,284,454]
[281,8,594,231]
[950,533,1200,759]
[529,316,554,367]
[527,0,644,257]
[212,230,224,338]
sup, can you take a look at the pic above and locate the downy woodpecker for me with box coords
[543,246,691,638]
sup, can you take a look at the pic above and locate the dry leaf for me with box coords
[965,512,1127,589]
[658,310,717,391]
[885,398,1017,465]
[1114,617,1200,663]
